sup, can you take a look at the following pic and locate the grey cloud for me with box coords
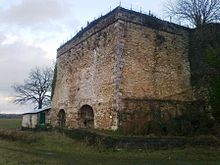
[1,0,71,24]
[0,37,52,114]
[0,91,32,114]
[0,34,6,43]
[0,38,52,93]
[0,1,81,114]
[0,0,78,32]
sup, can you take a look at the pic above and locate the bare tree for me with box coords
[12,67,53,109]
[165,0,220,27]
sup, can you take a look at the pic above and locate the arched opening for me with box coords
[79,105,94,128]
[57,109,66,127]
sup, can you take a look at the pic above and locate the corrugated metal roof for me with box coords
[22,106,51,115]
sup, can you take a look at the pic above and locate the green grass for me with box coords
[0,131,220,165]
[0,118,21,129]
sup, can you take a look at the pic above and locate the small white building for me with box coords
[22,107,51,129]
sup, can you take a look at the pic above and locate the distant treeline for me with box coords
[0,114,22,119]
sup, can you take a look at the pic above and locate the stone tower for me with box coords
[50,7,195,130]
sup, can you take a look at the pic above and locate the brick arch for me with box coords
[78,105,94,128]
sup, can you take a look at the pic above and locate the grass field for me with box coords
[0,118,21,129]
[0,131,220,165]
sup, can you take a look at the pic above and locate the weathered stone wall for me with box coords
[119,99,204,131]
[50,21,120,129]
[122,22,191,100]
[118,19,193,127]
[51,7,198,130]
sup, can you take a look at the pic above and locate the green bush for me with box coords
[206,44,220,122]
[209,78,220,122]
[206,45,220,70]
[190,25,220,126]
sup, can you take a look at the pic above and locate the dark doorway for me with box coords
[79,105,94,128]
[57,109,66,127]
[39,112,45,125]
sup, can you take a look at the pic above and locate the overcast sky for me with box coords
[0,0,166,114]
